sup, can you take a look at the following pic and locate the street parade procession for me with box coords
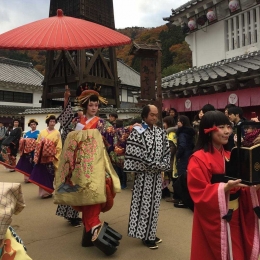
[2,1,260,260]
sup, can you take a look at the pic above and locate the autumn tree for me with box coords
[162,41,192,77]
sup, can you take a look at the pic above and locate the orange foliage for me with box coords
[169,42,192,67]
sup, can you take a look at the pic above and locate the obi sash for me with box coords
[34,139,56,164]
[19,138,36,156]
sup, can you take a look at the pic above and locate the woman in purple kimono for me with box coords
[15,119,40,183]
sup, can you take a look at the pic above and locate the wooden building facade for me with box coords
[41,0,120,108]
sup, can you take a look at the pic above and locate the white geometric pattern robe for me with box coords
[124,125,170,241]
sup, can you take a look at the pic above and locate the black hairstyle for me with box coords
[194,110,231,153]
[27,119,38,127]
[45,115,57,125]
[115,119,124,128]
[109,113,118,119]
[169,107,178,114]
[82,94,99,105]
[178,115,192,128]
[227,106,243,118]
[163,116,176,128]
[141,105,151,120]
[13,118,20,125]
[244,120,257,130]
[224,104,236,110]
[88,95,99,103]
[201,104,215,114]
[81,95,99,114]
[193,111,201,121]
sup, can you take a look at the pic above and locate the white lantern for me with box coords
[188,19,197,30]
[229,0,240,12]
[206,10,216,22]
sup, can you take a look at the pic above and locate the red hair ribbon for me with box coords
[204,126,219,134]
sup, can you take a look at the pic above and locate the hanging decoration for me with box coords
[206,9,217,22]
[229,0,240,13]
[188,19,197,30]
[196,15,208,26]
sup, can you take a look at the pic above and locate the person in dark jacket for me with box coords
[173,115,195,208]
[176,115,195,176]
[0,119,22,171]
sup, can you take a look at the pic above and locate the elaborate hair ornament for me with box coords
[76,89,108,106]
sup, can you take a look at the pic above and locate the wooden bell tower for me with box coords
[42,0,119,108]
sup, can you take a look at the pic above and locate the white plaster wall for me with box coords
[120,89,138,104]
[1,101,32,107]
[33,91,42,107]
[226,42,260,59]
[0,88,42,108]
[186,21,226,67]
[120,89,128,102]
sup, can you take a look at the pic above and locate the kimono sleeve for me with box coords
[97,120,115,153]
[187,155,226,210]
[160,130,171,171]
[55,132,62,161]
[142,129,170,171]
[187,155,228,259]
[123,129,145,172]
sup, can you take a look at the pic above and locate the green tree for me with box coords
[159,25,185,70]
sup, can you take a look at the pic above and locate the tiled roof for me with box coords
[99,107,141,114]
[117,60,140,88]
[0,105,33,116]
[20,107,63,115]
[129,42,162,55]
[19,107,142,115]
[161,51,260,90]
[0,57,44,87]
[163,0,204,20]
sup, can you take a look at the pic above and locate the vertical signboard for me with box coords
[140,57,156,100]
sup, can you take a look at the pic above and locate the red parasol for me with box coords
[0,9,131,50]
[0,9,131,85]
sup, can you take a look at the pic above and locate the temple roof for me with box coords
[161,51,260,91]
[0,57,44,88]
[163,0,205,21]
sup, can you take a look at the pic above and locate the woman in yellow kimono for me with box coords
[29,115,62,199]
[55,84,122,255]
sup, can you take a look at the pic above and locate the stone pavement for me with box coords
[0,165,193,260]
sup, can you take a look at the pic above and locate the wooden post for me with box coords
[129,41,163,126]
[156,40,162,125]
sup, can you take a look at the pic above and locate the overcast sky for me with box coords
[0,0,187,34]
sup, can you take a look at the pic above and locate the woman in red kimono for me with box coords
[187,110,260,260]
